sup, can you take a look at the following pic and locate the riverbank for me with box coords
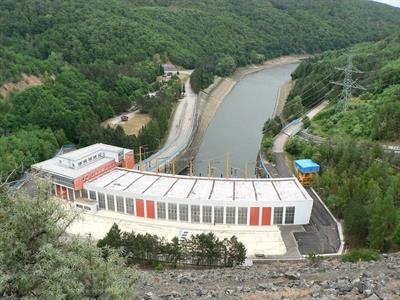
[273,79,295,119]
[183,55,309,161]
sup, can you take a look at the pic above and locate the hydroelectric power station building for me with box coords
[32,143,313,226]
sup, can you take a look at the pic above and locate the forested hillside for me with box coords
[1,0,400,180]
[287,34,400,142]
[279,35,400,251]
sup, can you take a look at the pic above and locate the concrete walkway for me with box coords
[141,70,197,172]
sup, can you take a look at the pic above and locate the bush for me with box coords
[341,249,379,263]
[285,136,309,156]
[302,116,311,129]
[394,226,400,246]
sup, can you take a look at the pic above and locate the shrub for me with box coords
[341,249,379,263]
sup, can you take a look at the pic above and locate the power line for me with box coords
[330,54,366,112]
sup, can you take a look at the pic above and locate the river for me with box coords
[192,63,298,178]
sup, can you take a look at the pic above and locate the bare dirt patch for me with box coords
[0,73,53,99]
[101,111,151,136]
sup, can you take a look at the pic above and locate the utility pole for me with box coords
[330,54,365,112]
[189,160,193,177]
[226,153,230,178]
[139,146,143,171]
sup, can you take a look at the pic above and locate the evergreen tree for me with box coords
[0,178,138,298]
[368,179,398,251]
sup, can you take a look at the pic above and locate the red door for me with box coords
[250,207,260,225]
[261,207,272,225]
[56,185,61,197]
[61,186,68,200]
[146,200,155,219]
[136,199,145,217]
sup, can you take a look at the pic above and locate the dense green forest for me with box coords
[286,137,400,251]
[1,0,400,180]
[274,35,400,251]
[286,34,400,141]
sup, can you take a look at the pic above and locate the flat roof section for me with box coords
[32,157,115,179]
[60,143,128,161]
[209,180,234,201]
[253,181,281,202]
[124,174,160,194]
[188,179,214,201]
[273,180,307,201]
[83,168,312,204]
[90,169,127,188]
[145,176,178,197]
[105,171,143,191]
[235,181,256,201]
[165,178,196,199]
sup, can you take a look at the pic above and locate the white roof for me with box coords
[84,168,312,203]
[32,157,115,179]
[31,143,132,179]
[60,143,128,161]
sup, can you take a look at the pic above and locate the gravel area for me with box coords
[135,253,400,300]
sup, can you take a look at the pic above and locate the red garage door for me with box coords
[261,207,272,225]
[250,207,260,226]
[146,200,155,219]
[136,199,145,217]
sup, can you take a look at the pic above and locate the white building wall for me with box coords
[82,182,313,226]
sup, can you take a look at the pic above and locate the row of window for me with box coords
[85,190,296,224]
[97,192,135,215]
[273,206,295,224]
[156,203,259,224]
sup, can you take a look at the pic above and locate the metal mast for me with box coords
[330,54,365,112]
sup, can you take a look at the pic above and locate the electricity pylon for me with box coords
[330,54,365,112]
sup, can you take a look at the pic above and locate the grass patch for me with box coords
[341,248,379,263]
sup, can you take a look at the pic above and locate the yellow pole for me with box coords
[208,161,211,178]
[226,152,230,178]
[189,160,193,177]
[139,146,143,171]
[156,158,159,173]
[244,161,248,179]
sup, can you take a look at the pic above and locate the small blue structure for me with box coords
[293,159,320,186]
[294,159,320,173]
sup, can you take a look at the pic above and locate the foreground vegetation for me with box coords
[0,179,139,299]
[1,0,400,180]
[98,224,246,268]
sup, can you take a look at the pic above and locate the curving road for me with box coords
[140,70,197,171]
[272,101,329,177]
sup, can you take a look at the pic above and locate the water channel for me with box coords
[193,63,298,178]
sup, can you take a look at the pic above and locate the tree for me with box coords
[368,179,399,251]
[216,56,236,77]
[97,223,123,249]
[0,177,139,298]
[283,96,303,120]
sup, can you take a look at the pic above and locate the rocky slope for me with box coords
[135,253,400,300]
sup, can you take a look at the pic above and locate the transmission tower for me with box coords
[330,54,365,112]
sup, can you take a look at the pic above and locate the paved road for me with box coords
[261,100,342,257]
[272,101,329,177]
[140,71,197,171]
